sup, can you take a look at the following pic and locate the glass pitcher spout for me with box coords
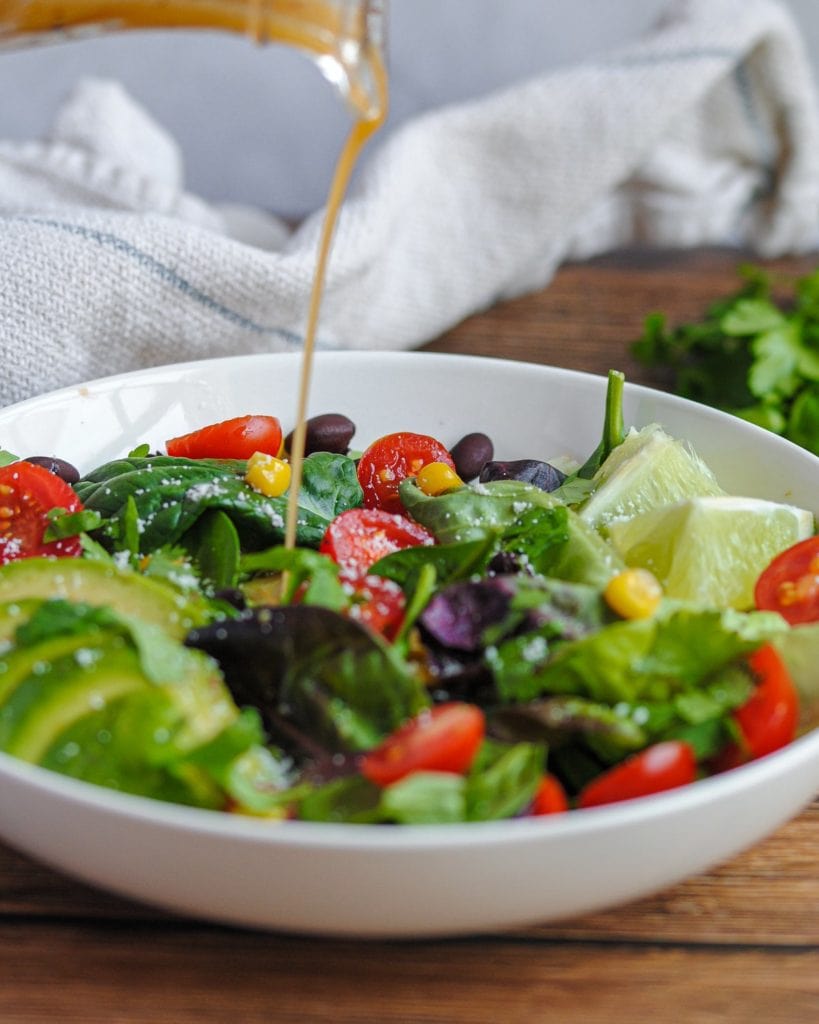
[0,0,387,121]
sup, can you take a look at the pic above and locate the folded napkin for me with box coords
[2,0,819,407]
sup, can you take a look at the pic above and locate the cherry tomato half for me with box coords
[357,432,455,514]
[755,535,819,625]
[360,703,486,787]
[577,741,697,809]
[531,774,569,816]
[0,461,84,563]
[166,415,283,461]
[714,644,799,771]
[344,573,406,641]
[320,507,434,579]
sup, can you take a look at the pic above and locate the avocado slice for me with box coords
[0,558,207,637]
[0,642,226,808]
[0,642,146,761]
[39,695,224,807]
[0,630,119,706]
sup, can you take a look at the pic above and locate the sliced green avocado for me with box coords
[0,558,207,637]
[0,623,237,759]
[39,696,224,808]
[0,642,145,761]
[0,630,116,705]
[0,643,225,808]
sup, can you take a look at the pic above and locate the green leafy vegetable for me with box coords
[75,452,361,554]
[489,603,787,705]
[181,509,242,592]
[632,264,819,454]
[43,507,103,542]
[465,740,545,822]
[241,546,347,609]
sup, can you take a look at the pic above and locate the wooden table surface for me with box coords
[2,249,818,1023]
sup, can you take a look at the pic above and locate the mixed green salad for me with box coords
[0,370,817,824]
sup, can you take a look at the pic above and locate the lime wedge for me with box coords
[608,496,815,609]
[579,425,724,533]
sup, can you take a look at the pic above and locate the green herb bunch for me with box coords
[632,264,819,455]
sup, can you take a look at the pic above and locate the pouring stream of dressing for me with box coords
[283,36,387,548]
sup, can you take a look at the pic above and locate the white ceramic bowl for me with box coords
[0,351,817,938]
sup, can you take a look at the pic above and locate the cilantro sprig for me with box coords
[632,264,819,454]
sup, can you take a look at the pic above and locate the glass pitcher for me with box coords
[0,0,386,120]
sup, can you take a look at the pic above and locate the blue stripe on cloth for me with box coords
[1,213,313,349]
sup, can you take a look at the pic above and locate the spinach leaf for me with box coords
[181,509,241,591]
[372,536,496,592]
[296,451,363,519]
[76,453,360,554]
[399,477,561,545]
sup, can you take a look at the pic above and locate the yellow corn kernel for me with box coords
[245,451,291,497]
[416,461,463,496]
[604,568,663,619]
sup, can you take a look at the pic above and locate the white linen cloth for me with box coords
[1,0,819,406]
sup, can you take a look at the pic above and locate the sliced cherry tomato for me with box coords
[344,573,406,641]
[360,703,485,787]
[531,774,569,815]
[577,741,697,809]
[166,415,283,461]
[755,535,819,625]
[320,507,434,579]
[714,644,799,771]
[357,432,455,514]
[0,461,84,563]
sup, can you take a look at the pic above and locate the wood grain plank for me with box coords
[1,924,817,1024]
[424,247,819,382]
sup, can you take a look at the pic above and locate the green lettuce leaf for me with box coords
[490,603,787,705]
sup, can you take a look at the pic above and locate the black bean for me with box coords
[285,413,356,456]
[23,456,80,484]
[450,432,494,481]
[479,459,566,492]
